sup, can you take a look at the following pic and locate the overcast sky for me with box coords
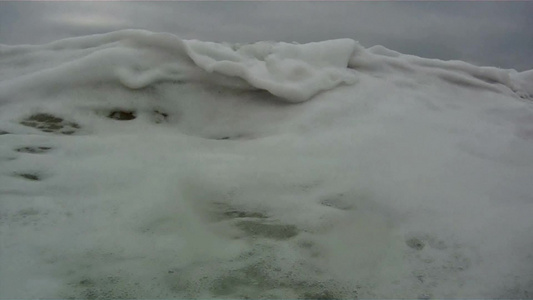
[1,1,532,71]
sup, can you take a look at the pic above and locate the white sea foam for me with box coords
[0,30,532,298]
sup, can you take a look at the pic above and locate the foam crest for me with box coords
[0,31,360,103]
[184,39,358,102]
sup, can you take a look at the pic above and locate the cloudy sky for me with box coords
[1,1,532,71]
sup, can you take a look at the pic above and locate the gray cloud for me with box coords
[0,1,531,71]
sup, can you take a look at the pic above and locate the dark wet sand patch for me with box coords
[209,203,296,240]
[223,210,268,219]
[153,110,169,123]
[212,134,251,140]
[320,195,354,211]
[15,146,52,154]
[210,203,268,221]
[235,220,299,240]
[406,237,425,250]
[207,260,353,299]
[20,113,80,135]
[66,276,135,300]
[14,172,42,181]
[107,110,136,121]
